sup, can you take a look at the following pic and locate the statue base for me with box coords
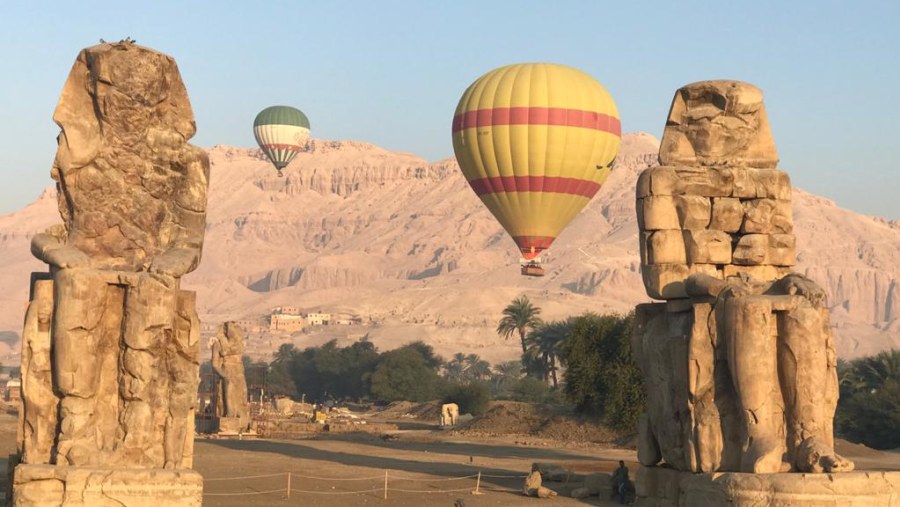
[636,466,900,506]
[216,416,250,435]
[11,464,203,506]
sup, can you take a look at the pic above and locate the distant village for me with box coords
[219,307,365,335]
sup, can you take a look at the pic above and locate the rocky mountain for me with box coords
[0,133,897,364]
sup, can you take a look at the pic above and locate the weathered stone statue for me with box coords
[12,41,206,505]
[630,81,900,506]
[210,322,250,432]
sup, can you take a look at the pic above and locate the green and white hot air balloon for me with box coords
[253,105,311,177]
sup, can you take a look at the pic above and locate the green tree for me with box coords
[398,340,444,370]
[492,360,523,389]
[444,382,491,416]
[445,353,467,383]
[370,346,442,402]
[496,295,543,354]
[559,312,644,431]
[836,349,900,449]
[524,319,571,388]
[464,354,492,381]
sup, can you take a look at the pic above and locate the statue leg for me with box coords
[725,295,786,473]
[164,291,200,469]
[19,277,57,464]
[53,269,120,465]
[119,274,176,467]
[779,303,854,472]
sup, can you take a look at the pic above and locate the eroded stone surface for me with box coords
[12,464,203,507]
[634,81,851,480]
[635,466,900,507]
[211,322,250,432]
[14,40,207,504]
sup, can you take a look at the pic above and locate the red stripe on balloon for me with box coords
[452,107,621,136]
[514,236,555,260]
[467,176,601,198]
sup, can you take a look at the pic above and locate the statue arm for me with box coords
[148,148,209,278]
[30,226,89,269]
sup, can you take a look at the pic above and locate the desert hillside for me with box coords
[0,133,897,364]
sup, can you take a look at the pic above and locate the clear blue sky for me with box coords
[1,1,897,218]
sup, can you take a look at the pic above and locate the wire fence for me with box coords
[202,469,529,499]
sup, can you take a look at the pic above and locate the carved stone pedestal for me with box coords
[12,465,203,507]
[216,416,249,435]
[636,466,900,507]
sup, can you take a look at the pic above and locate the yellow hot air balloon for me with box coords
[452,63,621,275]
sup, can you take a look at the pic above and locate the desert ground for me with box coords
[2,404,899,507]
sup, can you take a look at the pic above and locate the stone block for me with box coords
[768,233,796,266]
[732,234,769,265]
[683,230,732,264]
[722,264,790,282]
[710,198,743,232]
[646,230,687,265]
[649,166,680,196]
[635,466,900,507]
[570,487,591,498]
[741,199,792,234]
[732,168,791,199]
[642,263,720,300]
[637,169,652,198]
[12,464,203,506]
[583,472,608,495]
[671,166,733,197]
[675,195,711,229]
[641,196,680,230]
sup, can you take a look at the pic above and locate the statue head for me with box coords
[659,80,778,168]
[51,42,197,179]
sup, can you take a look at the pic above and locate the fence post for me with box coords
[384,470,388,500]
[475,471,482,495]
[286,471,291,498]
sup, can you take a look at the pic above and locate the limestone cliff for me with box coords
[0,133,897,362]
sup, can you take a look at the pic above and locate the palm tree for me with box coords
[464,354,492,381]
[445,353,467,383]
[496,296,543,354]
[855,349,900,392]
[524,320,571,388]
[492,360,523,389]
[273,343,297,365]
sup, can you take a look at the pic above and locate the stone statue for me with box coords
[632,81,852,476]
[440,402,459,427]
[12,41,206,505]
[210,322,250,432]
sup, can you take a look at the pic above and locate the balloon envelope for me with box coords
[253,106,311,172]
[452,63,621,260]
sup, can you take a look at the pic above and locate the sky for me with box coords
[0,1,898,218]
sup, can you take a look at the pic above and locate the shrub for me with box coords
[444,382,491,416]
[370,347,441,402]
[559,312,644,431]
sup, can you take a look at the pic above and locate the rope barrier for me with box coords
[388,487,476,493]
[287,472,384,481]
[200,468,531,497]
[204,472,286,481]
[288,488,384,495]
[388,474,478,481]
[203,488,286,496]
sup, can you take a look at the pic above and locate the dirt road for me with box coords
[195,431,635,506]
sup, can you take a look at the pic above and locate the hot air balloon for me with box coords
[451,63,621,276]
[253,105,311,177]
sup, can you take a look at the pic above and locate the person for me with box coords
[611,460,629,504]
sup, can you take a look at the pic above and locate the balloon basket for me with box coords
[520,262,545,277]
